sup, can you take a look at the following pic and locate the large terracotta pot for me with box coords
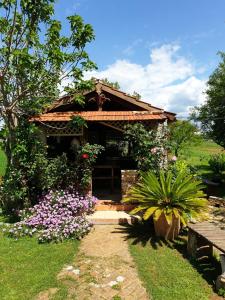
[153,212,180,240]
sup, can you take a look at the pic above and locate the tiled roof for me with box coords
[30,111,167,122]
[47,80,176,121]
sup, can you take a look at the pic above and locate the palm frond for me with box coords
[123,170,208,223]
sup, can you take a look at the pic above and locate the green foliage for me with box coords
[124,123,169,172]
[0,121,49,212]
[191,52,225,148]
[169,120,201,157]
[128,91,141,99]
[100,78,120,89]
[0,148,7,176]
[1,138,103,213]
[123,170,208,226]
[0,1,96,122]
[169,159,197,178]
[45,154,75,190]
[218,288,225,297]
[0,1,97,212]
[208,153,225,181]
[45,143,104,192]
[74,143,104,189]
[69,116,87,129]
[0,1,96,161]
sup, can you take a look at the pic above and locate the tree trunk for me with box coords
[4,111,18,166]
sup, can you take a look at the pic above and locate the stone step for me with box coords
[95,200,136,212]
[87,210,141,225]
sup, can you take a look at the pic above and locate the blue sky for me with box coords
[55,0,225,117]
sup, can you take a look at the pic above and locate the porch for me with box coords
[45,120,140,202]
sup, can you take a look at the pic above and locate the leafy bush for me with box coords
[169,159,198,179]
[74,143,104,190]
[1,189,96,243]
[124,123,169,172]
[0,122,50,213]
[208,153,225,181]
[0,120,103,213]
[45,154,74,190]
[218,288,225,297]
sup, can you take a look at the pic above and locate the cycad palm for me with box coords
[123,170,208,226]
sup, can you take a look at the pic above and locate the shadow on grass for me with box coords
[114,222,221,288]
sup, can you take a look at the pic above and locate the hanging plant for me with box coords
[69,116,88,129]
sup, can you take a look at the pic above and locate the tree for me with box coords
[0,0,97,213]
[191,52,225,148]
[0,0,96,164]
[169,120,201,157]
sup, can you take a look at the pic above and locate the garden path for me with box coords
[56,225,149,300]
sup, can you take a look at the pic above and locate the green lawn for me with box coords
[181,139,224,171]
[180,139,225,198]
[126,223,219,300]
[0,235,80,300]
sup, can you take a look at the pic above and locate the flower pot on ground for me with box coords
[153,212,180,240]
[122,170,208,240]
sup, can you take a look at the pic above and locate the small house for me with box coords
[31,79,175,201]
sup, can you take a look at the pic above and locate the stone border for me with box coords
[208,196,225,208]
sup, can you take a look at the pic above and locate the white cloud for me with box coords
[85,43,207,117]
[122,39,143,56]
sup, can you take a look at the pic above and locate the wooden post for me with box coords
[216,254,225,290]
[197,236,213,259]
[187,230,198,258]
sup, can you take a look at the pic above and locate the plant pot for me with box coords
[153,212,180,240]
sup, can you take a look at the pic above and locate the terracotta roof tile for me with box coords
[30,111,167,122]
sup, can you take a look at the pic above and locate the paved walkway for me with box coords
[56,225,149,300]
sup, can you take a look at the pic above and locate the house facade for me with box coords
[31,79,175,201]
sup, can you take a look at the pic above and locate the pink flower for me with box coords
[150,148,157,154]
[82,153,89,159]
[171,156,177,161]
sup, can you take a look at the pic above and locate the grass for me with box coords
[0,234,80,300]
[181,139,224,172]
[121,223,220,300]
[180,139,225,198]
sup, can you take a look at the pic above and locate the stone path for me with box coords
[55,225,149,300]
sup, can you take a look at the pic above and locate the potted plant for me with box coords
[123,170,208,240]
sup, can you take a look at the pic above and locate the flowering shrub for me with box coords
[171,155,177,162]
[74,143,104,190]
[124,123,170,172]
[1,190,97,243]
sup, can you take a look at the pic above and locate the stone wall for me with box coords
[208,196,225,208]
[121,170,138,198]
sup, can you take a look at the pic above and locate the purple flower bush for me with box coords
[1,190,97,243]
